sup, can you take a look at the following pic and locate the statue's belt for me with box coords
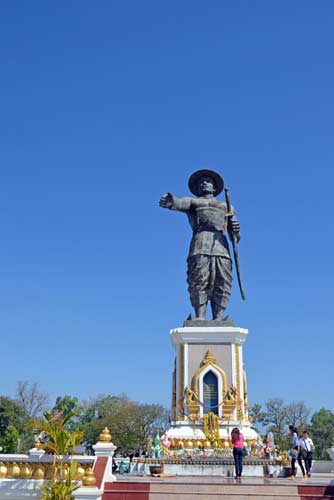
[193,228,227,235]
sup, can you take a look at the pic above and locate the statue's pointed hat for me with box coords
[188,169,224,197]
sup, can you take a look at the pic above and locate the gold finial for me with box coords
[82,466,97,487]
[99,427,112,442]
[203,349,216,364]
[35,439,42,449]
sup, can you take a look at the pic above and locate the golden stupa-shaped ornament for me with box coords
[203,349,217,365]
[0,462,7,478]
[20,463,32,479]
[82,466,97,487]
[8,462,20,478]
[75,464,85,480]
[32,464,45,480]
[98,427,112,442]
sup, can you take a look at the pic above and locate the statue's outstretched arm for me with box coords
[160,193,192,212]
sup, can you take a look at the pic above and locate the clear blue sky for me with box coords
[1,1,333,414]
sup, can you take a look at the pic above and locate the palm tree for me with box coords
[32,410,83,500]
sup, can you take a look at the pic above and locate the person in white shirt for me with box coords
[298,430,314,478]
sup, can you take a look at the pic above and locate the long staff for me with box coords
[224,188,246,300]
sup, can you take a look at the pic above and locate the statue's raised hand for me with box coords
[160,192,173,209]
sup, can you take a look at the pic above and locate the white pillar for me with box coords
[92,441,117,483]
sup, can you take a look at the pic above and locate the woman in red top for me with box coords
[231,427,244,479]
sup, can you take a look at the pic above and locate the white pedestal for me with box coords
[168,324,258,445]
[170,325,249,422]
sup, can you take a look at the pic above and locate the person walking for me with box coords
[298,431,314,478]
[231,427,244,480]
[288,425,299,480]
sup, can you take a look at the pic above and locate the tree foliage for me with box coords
[81,394,169,454]
[249,403,268,431]
[249,398,312,449]
[309,408,334,459]
[0,397,26,438]
[0,425,19,453]
[16,381,49,418]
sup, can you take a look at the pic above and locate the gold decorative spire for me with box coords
[83,466,97,487]
[203,349,217,365]
[99,427,112,442]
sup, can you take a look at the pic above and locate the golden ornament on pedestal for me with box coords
[99,427,112,442]
[185,439,193,449]
[57,464,69,480]
[75,465,85,480]
[33,464,45,480]
[0,462,7,478]
[83,466,97,487]
[8,462,20,478]
[20,463,32,479]
[178,440,184,449]
[45,465,54,480]
[223,440,230,448]
[204,440,211,448]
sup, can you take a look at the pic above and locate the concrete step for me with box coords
[103,481,334,500]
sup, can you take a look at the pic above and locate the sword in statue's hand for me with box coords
[224,187,246,300]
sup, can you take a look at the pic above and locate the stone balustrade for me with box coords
[0,427,116,500]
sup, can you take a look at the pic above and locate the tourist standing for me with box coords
[288,425,299,479]
[298,431,314,478]
[231,427,244,480]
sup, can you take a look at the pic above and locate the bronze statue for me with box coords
[160,169,243,321]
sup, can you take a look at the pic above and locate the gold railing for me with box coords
[0,459,94,480]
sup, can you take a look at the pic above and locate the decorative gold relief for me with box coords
[203,349,217,364]
[178,344,184,420]
[234,345,243,415]
[243,367,249,417]
[223,384,237,418]
[185,386,200,419]
[172,358,176,420]
[203,412,222,448]
[193,349,227,408]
